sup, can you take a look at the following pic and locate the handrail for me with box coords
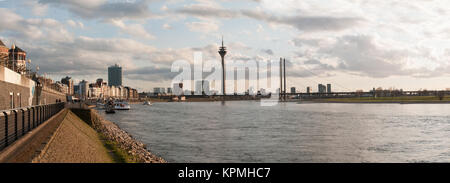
[0,103,65,151]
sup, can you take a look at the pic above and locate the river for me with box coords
[99,101,450,163]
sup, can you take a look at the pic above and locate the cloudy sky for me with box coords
[1,0,450,92]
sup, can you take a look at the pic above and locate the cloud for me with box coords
[175,4,361,32]
[125,67,178,82]
[175,4,238,19]
[241,10,362,32]
[110,20,155,40]
[163,23,172,30]
[0,8,73,42]
[260,49,274,55]
[38,0,155,20]
[291,35,447,78]
[186,21,219,33]
[67,20,84,29]
[23,0,49,16]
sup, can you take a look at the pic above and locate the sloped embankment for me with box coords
[33,110,113,163]
[71,108,166,163]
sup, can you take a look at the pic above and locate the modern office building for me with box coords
[108,64,122,87]
[195,80,210,95]
[79,80,89,100]
[291,87,296,94]
[327,84,331,93]
[307,87,311,94]
[318,84,327,93]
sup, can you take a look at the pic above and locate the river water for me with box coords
[99,101,450,163]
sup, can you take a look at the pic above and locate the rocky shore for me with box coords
[86,109,166,163]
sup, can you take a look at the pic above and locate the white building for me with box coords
[173,83,183,96]
[79,80,89,100]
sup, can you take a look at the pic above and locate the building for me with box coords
[8,45,27,74]
[79,80,89,100]
[61,76,74,95]
[306,87,311,94]
[0,65,66,110]
[173,83,183,96]
[318,84,327,93]
[195,80,210,95]
[291,87,296,94]
[73,85,80,96]
[108,64,122,87]
[0,40,8,67]
[153,87,165,95]
[327,84,331,93]
[167,88,172,94]
[88,84,103,99]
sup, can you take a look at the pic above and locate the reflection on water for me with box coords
[99,101,450,163]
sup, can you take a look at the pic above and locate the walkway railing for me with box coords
[0,103,65,151]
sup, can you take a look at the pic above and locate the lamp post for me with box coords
[11,44,15,72]
[27,59,31,75]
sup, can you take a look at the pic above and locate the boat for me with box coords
[105,101,115,114]
[143,101,152,106]
[114,101,131,110]
[97,102,105,108]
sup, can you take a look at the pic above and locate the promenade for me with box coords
[33,110,113,163]
[0,103,166,163]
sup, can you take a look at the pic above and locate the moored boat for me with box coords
[114,101,131,110]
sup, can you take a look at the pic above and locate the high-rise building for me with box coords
[327,84,331,93]
[195,80,210,95]
[307,87,311,94]
[167,88,173,94]
[291,87,296,94]
[318,84,327,93]
[79,80,89,100]
[73,85,80,96]
[108,64,122,87]
[61,76,74,95]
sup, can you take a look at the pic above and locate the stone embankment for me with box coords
[80,109,166,163]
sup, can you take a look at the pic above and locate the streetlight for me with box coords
[11,44,15,72]
[27,59,31,75]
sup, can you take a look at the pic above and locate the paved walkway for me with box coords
[32,110,113,163]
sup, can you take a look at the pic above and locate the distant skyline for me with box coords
[1,0,450,92]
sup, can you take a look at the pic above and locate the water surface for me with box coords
[100,101,450,163]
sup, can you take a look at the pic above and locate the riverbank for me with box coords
[71,108,166,163]
[27,106,166,163]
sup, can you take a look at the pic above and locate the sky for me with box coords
[1,0,450,92]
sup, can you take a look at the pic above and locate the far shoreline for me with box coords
[299,100,450,104]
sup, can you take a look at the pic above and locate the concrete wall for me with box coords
[0,66,66,110]
[37,87,67,105]
[0,80,31,110]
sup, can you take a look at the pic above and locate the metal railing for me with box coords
[0,103,65,151]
